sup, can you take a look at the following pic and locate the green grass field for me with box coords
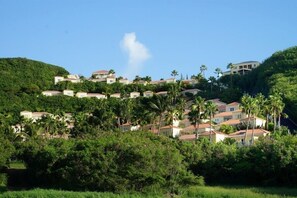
[1,186,297,198]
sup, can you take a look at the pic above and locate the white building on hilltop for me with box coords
[223,61,260,76]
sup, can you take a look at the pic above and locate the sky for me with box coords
[1,0,297,80]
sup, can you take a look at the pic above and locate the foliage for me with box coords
[238,46,297,123]
[0,58,68,94]
[20,132,203,192]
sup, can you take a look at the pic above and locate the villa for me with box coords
[223,61,260,76]
[42,90,62,96]
[54,74,81,85]
[143,91,154,97]
[63,90,74,97]
[130,92,140,98]
[87,93,107,99]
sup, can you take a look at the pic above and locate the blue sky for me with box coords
[1,0,297,80]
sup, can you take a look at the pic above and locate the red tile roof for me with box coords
[92,70,109,75]
[179,134,196,141]
[220,119,241,125]
[229,129,270,137]
[214,111,233,118]
[227,102,240,106]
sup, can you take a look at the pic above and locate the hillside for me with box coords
[0,58,68,93]
[240,46,297,124]
[0,58,69,118]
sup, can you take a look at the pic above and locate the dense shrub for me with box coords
[21,132,203,192]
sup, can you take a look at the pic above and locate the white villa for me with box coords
[54,74,81,85]
[130,92,140,98]
[20,111,50,121]
[143,91,154,98]
[63,90,74,97]
[223,61,260,76]
[92,70,113,79]
[87,93,107,99]
[42,90,62,96]
[110,93,121,98]
[76,92,88,98]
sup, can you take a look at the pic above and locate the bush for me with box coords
[22,132,203,192]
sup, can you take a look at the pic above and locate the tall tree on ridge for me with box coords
[171,70,178,79]
[200,65,207,77]
[149,95,169,135]
[188,96,205,139]
[204,101,218,142]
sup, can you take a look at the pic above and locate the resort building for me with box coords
[63,90,74,97]
[143,91,154,98]
[223,61,260,76]
[42,90,62,96]
[54,75,81,85]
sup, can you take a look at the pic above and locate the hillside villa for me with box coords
[223,61,260,76]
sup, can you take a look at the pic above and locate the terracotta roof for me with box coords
[156,91,168,95]
[227,102,240,106]
[32,112,49,117]
[214,111,233,118]
[199,131,227,136]
[220,119,241,125]
[92,70,109,74]
[179,134,196,141]
[229,129,270,137]
[161,125,181,129]
[241,116,265,121]
[87,93,105,96]
[42,91,62,94]
[182,123,211,131]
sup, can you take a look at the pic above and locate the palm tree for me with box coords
[227,63,235,88]
[188,96,205,139]
[269,92,285,132]
[168,81,182,105]
[165,107,180,126]
[208,76,216,93]
[108,69,115,75]
[204,101,218,141]
[171,70,178,79]
[240,94,258,144]
[214,68,222,79]
[149,95,169,135]
[200,65,207,77]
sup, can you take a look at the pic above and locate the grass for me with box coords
[1,186,297,198]
[182,186,297,198]
[0,189,162,198]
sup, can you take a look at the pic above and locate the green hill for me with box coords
[0,58,69,119]
[240,46,297,123]
[0,58,68,93]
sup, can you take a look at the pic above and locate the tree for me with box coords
[240,94,258,144]
[208,76,216,93]
[167,81,182,105]
[204,101,218,141]
[269,92,285,132]
[200,65,207,77]
[227,63,235,88]
[171,70,178,78]
[188,96,205,139]
[108,69,115,75]
[214,68,222,79]
[149,95,169,135]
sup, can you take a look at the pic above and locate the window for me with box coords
[230,107,234,111]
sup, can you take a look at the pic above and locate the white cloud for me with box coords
[121,32,151,79]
